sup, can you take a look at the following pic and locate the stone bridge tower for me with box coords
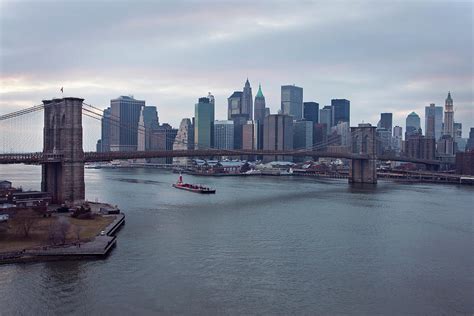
[349,124,377,184]
[42,97,85,204]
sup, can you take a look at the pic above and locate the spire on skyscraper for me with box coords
[446,91,452,102]
[256,83,264,98]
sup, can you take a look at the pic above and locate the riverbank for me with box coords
[0,211,125,265]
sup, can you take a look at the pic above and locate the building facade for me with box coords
[319,106,332,135]
[227,91,243,120]
[331,99,350,127]
[379,113,392,131]
[405,111,421,138]
[109,96,145,152]
[214,120,234,150]
[254,84,266,123]
[425,103,443,140]
[303,102,319,123]
[263,114,294,162]
[281,85,303,120]
[241,79,253,121]
[194,96,215,149]
[173,118,194,166]
[443,92,454,138]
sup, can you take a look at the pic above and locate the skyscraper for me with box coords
[263,114,294,162]
[303,102,319,123]
[109,95,145,152]
[150,123,177,164]
[331,99,350,127]
[194,96,215,149]
[319,105,332,135]
[241,79,253,121]
[392,126,403,153]
[379,113,392,131]
[281,85,303,120]
[214,120,234,150]
[425,103,443,140]
[98,107,111,152]
[405,112,421,138]
[173,118,194,166]
[293,120,313,150]
[254,84,266,123]
[227,91,242,120]
[443,92,454,137]
[454,122,462,141]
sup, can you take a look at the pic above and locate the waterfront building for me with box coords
[254,84,266,123]
[109,96,145,152]
[405,111,421,138]
[263,114,294,162]
[97,107,111,152]
[281,85,303,120]
[331,99,350,127]
[319,106,332,135]
[392,126,403,153]
[173,118,194,166]
[331,121,350,147]
[214,120,234,150]
[454,122,462,142]
[293,120,313,162]
[194,96,215,149]
[231,114,248,150]
[379,113,393,132]
[241,79,253,121]
[443,92,454,138]
[425,103,443,140]
[313,123,328,149]
[466,128,474,151]
[376,128,392,155]
[227,91,243,120]
[303,102,319,123]
[405,134,436,160]
[150,123,178,164]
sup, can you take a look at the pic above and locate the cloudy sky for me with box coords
[1,0,473,150]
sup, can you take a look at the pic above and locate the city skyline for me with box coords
[1,0,472,144]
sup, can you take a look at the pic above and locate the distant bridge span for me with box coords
[0,150,441,166]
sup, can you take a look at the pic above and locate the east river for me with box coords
[0,165,472,315]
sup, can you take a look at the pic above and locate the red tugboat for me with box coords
[172,175,216,194]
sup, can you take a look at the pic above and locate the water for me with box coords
[0,165,472,315]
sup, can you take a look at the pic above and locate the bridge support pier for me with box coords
[349,124,377,184]
[42,98,85,205]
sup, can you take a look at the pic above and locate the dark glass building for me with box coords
[303,102,319,123]
[281,85,303,120]
[331,99,350,127]
[263,114,294,162]
[379,113,392,132]
[109,96,145,152]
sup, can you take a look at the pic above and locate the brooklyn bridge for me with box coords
[0,97,441,204]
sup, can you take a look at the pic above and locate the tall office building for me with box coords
[405,112,421,138]
[227,91,243,120]
[109,96,145,152]
[241,79,253,120]
[231,114,248,150]
[379,113,392,131]
[150,123,177,164]
[173,118,194,166]
[141,106,159,150]
[392,126,403,153]
[454,122,462,141]
[425,103,443,140]
[331,99,350,127]
[319,106,332,135]
[313,123,328,149]
[194,96,215,149]
[293,120,313,150]
[97,107,111,152]
[214,120,234,150]
[281,85,303,120]
[242,121,259,150]
[331,121,351,147]
[443,92,454,137]
[303,102,319,123]
[254,84,266,123]
[405,135,436,160]
[263,114,294,162]
[466,128,474,151]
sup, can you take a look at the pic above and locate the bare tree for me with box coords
[13,209,38,238]
[48,217,71,245]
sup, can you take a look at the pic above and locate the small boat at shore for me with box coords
[172,175,216,194]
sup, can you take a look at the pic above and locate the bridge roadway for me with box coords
[0,150,441,166]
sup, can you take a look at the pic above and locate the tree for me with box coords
[48,217,71,245]
[13,209,38,238]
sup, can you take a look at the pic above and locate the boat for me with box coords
[172,175,216,194]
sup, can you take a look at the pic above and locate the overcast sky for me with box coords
[0,0,473,150]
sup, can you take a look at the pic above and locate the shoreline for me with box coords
[0,213,125,265]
